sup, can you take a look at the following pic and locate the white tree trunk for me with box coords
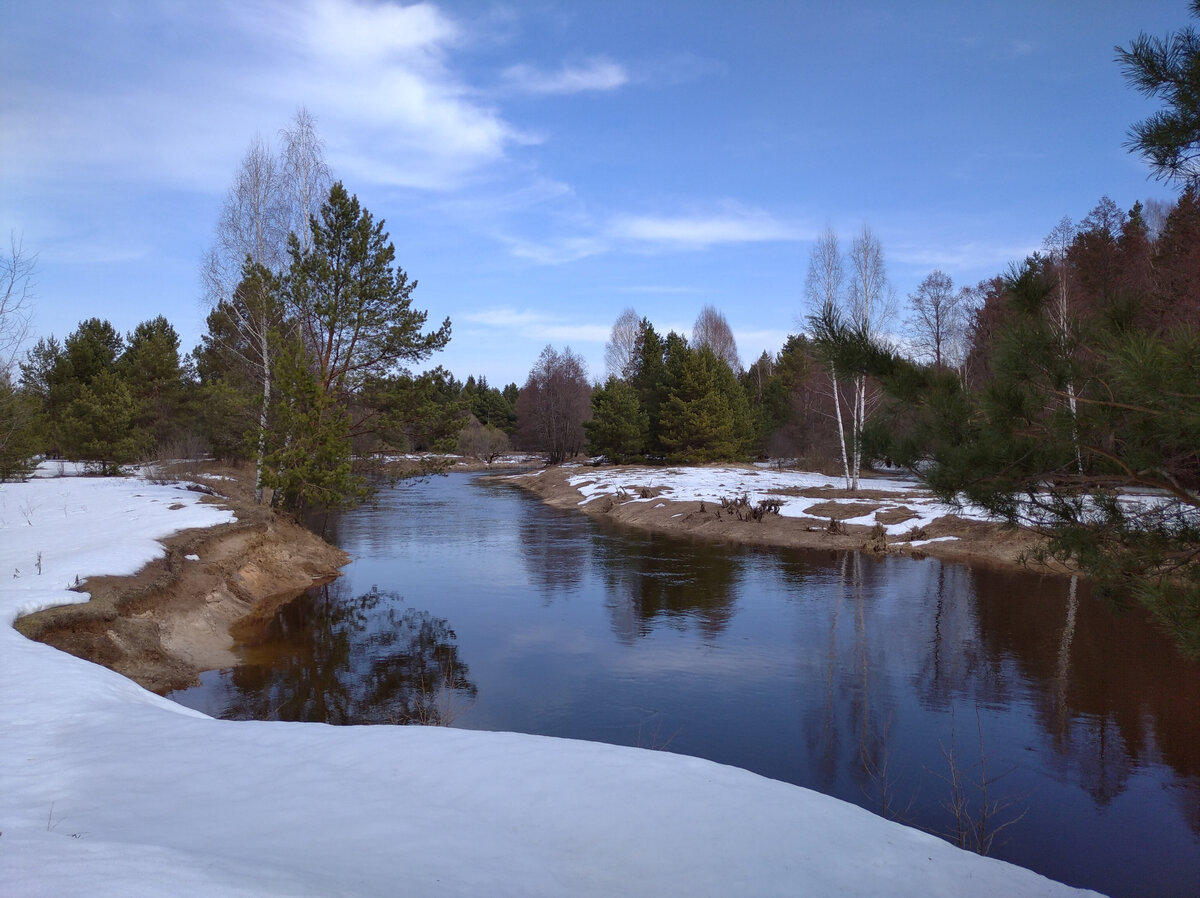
[830,364,852,490]
[255,342,270,504]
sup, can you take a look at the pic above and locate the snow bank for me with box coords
[566,465,995,535]
[0,466,1095,896]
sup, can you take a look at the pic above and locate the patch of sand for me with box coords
[15,463,349,693]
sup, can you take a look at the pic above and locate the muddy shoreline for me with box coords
[14,466,349,694]
[14,460,1062,696]
[502,464,1065,575]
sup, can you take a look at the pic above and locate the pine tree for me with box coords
[58,370,148,474]
[658,344,752,463]
[118,315,186,451]
[261,337,366,513]
[585,377,647,462]
[285,182,450,408]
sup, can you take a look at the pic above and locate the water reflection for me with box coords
[592,531,741,641]
[169,472,1200,897]
[201,582,476,725]
[518,507,590,597]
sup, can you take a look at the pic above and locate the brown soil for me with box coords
[503,465,1065,574]
[13,462,349,694]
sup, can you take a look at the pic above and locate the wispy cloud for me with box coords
[2,0,524,194]
[889,239,1037,275]
[501,235,608,265]
[500,203,807,264]
[461,308,609,344]
[609,206,807,250]
[501,57,629,95]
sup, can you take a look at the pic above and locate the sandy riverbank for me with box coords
[505,463,1063,574]
[13,463,349,694]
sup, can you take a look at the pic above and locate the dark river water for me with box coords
[170,471,1200,897]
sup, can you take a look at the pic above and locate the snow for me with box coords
[566,464,995,536]
[0,464,1096,896]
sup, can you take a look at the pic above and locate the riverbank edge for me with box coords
[502,463,1066,575]
[13,470,349,694]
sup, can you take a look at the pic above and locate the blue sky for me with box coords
[1,0,1187,387]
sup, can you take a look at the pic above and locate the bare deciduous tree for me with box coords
[908,269,963,369]
[691,304,740,372]
[847,224,896,337]
[515,345,592,464]
[1,235,36,477]
[1,234,35,377]
[604,307,640,381]
[280,107,333,255]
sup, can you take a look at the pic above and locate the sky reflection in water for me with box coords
[172,472,1200,897]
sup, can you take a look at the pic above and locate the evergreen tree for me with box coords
[0,373,38,481]
[874,253,1200,654]
[285,181,450,411]
[49,319,143,470]
[367,367,469,453]
[659,344,752,463]
[58,370,149,474]
[118,315,187,451]
[18,336,64,456]
[585,377,647,462]
[1117,1,1200,186]
[261,337,366,513]
[629,319,667,455]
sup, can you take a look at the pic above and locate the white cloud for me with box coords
[498,203,807,264]
[1,0,523,195]
[462,308,609,344]
[501,235,607,265]
[501,57,629,95]
[609,206,807,250]
[889,239,1037,276]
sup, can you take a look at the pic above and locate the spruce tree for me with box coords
[585,377,647,462]
[659,344,752,463]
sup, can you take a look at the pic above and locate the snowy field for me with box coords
[565,463,996,539]
[0,465,1096,896]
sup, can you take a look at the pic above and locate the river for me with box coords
[171,471,1200,897]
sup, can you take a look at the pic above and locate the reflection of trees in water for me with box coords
[592,531,740,641]
[793,552,1200,844]
[803,552,899,806]
[218,582,476,725]
[913,563,997,713]
[517,509,590,597]
[970,567,1200,823]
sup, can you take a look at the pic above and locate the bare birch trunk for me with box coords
[830,364,852,490]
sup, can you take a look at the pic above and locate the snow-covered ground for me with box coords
[565,463,996,535]
[0,465,1096,896]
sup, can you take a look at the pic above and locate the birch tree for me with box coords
[805,226,894,489]
[604,307,640,381]
[201,108,331,502]
[1043,215,1083,474]
[844,225,895,488]
[908,270,971,370]
[804,228,852,487]
[691,304,741,372]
